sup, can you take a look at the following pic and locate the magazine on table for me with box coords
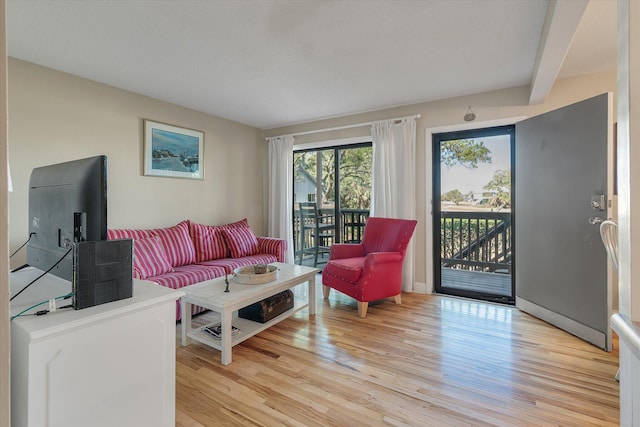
[203,322,241,339]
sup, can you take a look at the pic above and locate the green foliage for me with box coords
[483,170,511,209]
[441,139,492,168]
[442,189,464,205]
[338,147,372,209]
[294,146,372,209]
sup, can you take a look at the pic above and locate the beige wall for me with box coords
[7,56,618,289]
[8,58,266,269]
[265,69,617,290]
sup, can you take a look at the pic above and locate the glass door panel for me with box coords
[338,146,371,243]
[293,149,333,268]
[293,143,372,268]
[433,126,514,303]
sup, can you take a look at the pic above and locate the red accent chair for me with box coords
[321,217,417,318]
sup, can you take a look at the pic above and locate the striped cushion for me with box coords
[220,226,259,258]
[201,254,278,272]
[151,221,196,267]
[188,221,228,262]
[147,264,226,320]
[133,236,174,279]
[149,264,225,290]
[257,237,287,263]
[218,218,249,229]
[108,228,155,241]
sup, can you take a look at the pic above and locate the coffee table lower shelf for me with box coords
[180,263,318,365]
[186,300,308,350]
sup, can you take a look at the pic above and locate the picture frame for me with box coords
[143,119,204,180]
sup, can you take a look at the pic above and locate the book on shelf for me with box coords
[203,322,241,339]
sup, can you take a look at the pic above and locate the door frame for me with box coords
[432,125,516,303]
[424,117,526,295]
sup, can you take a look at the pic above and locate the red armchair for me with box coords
[321,217,417,318]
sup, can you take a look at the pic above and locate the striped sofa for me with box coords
[108,218,287,320]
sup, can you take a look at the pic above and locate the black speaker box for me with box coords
[72,239,133,310]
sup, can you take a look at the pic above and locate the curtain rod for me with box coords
[265,113,421,140]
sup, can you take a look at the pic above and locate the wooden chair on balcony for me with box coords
[298,202,334,267]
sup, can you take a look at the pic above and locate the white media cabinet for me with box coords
[10,267,183,427]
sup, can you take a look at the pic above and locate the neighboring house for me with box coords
[294,166,317,204]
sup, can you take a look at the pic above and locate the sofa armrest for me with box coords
[257,236,287,263]
[330,243,365,260]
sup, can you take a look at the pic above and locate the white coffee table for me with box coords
[180,262,319,365]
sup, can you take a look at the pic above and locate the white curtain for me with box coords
[267,135,295,264]
[371,118,417,291]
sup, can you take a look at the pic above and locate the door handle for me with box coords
[588,216,604,225]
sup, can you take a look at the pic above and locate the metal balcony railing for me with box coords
[440,211,512,274]
[293,207,370,266]
[340,208,370,243]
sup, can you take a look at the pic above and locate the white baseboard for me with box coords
[410,281,432,294]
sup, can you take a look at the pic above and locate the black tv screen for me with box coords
[26,155,107,282]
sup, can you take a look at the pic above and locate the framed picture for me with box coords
[144,119,204,180]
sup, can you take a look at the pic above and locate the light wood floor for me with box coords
[175,286,619,426]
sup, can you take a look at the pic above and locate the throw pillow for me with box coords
[188,221,228,262]
[220,226,259,258]
[133,236,174,279]
[218,218,249,229]
[108,228,155,241]
[152,221,196,267]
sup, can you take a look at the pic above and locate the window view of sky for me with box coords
[441,134,511,195]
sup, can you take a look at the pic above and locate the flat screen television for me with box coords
[26,155,108,282]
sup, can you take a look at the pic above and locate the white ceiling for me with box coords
[6,0,616,129]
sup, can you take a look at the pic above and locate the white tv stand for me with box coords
[10,268,183,427]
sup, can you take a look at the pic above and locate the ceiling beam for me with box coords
[529,0,589,104]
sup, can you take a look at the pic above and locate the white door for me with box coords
[515,93,613,350]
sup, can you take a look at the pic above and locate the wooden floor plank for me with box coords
[176,285,619,426]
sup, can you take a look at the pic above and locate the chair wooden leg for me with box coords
[322,285,330,299]
[298,240,304,265]
[394,294,402,305]
[357,301,368,318]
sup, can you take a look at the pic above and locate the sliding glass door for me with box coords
[433,126,515,303]
[293,143,372,268]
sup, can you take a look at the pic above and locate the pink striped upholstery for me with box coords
[257,237,287,263]
[149,264,225,290]
[201,254,278,272]
[107,228,155,240]
[109,222,196,267]
[217,218,249,229]
[188,221,228,262]
[220,226,259,258]
[150,221,195,267]
[108,219,287,320]
[133,236,174,279]
[147,264,226,320]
